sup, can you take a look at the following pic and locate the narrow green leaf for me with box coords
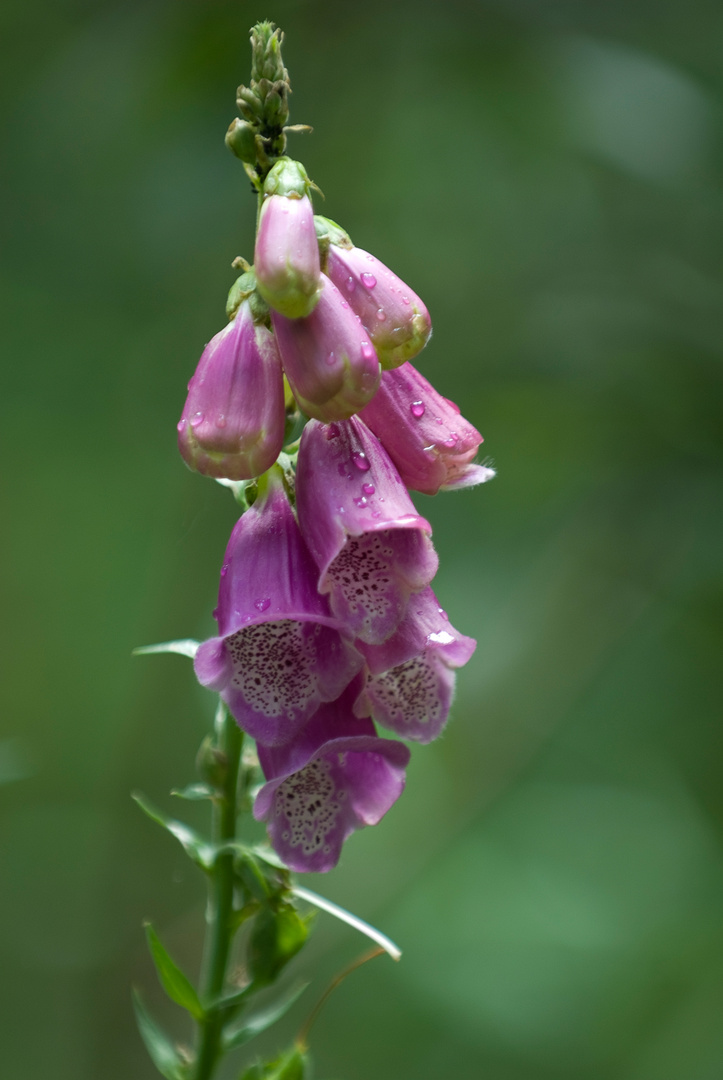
[145,923,205,1021]
[223,982,309,1052]
[132,639,200,658]
[132,792,214,870]
[171,783,216,802]
[132,989,186,1080]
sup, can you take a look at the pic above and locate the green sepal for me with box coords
[144,923,205,1021]
[249,901,313,987]
[233,848,274,901]
[222,982,308,1052]
[132,989,188,1080]
[314,215,352,249]
[262,158,311,200]
[132,792,214,870]
[239,1047,308,1080]
[171,782,215,802]
[226,271,257,320]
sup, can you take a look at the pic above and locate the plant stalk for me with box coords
[193,707,243,1080]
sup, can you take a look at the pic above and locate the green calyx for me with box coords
[226,269,270,325]
[262,158,311,200]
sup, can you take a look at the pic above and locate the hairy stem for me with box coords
[194,707,243,1080]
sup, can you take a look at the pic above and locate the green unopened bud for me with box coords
[226,118,257,164]
[250,22,288,87]
[249,901,312,987]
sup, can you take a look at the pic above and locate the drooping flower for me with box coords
[254,159,322,319]
[359,361,496,496]
[194,472,362,746]
[354,586,476,743]
[254,678,410,873]
[321,224,432,370]
[271,275,381,422]
[295,416,439,644]
[177,299,286,481]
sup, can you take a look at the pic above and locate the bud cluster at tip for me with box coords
[175,23,496,872]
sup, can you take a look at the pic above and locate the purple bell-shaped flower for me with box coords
[254,678,410,873]
[254,159,322,319]
[359,362,495,496]
[354,586,476,743]
[295,416,439,644]
[324,233,431,370]
[271,275,381,422]
[177,299,286,481]
[194,472,362,746]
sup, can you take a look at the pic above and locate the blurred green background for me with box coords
[2,0,723,1076]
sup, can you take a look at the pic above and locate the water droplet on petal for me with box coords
[345,276,355,294]
[220,563,229,577]
[438,607,449,620]
[354,496,368,508]
[326,351,336,366]
[190,411,204,428]
[362,483,375,495]
[254,598,271,612]
[410,401,425,418]
[443,432,459,447]
[360,341,376,361]
[326,423,340,439]
[352,451,370,471]
[372,510,381,518]
[428,630,455,645]
[177,418,187,431]
[376,308,386,321]
[361,272,377,289]
[340,300,349,309]
[402,295,410,305]
[212,607,219,620]
[215,414,227,429]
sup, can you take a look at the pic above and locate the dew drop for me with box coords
[177,419,187,432]
[220,563,229,577]
[254,598,271,612]
[362,482,375,495]
[326,423,340,439]
[215,414,227,429]
[212,607,219,620]
[345,276,355,294]
[354,496,368,508]
[376,308,387,322]
[360,341,375,361]
[435,416,443,424]
[187,377,195,391]
[340,300,349,309]
[361,272,377,289]
[410,401,425,418]
[443,432,459,447]
[352,451,370,471]
[326,351,336,366]
[402,295,410,305]
[372,510,381,518]
[190,411,204,428]
[438,607,449,620]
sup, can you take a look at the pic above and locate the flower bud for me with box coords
[359,362,495,495]
[178,300,285,481]
[225,118,257,164]
[272,275,381,422]
[321,226,431,369]
[254,159,321,319]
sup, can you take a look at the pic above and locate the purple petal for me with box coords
[296,417,438,643]
[272,276,381,422]
[325,243,431,370]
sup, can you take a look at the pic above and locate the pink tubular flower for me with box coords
[359,361,496,496]
[295,416,439,645]
[194,473,362,746]
[354,586,476,743]
[271,275,381,422]
[254,160,322,319]
[325,239,431,370]
[254,678,410,873]
[177,300,286,481]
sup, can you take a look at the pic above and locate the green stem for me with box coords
[193,707,243,1080]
